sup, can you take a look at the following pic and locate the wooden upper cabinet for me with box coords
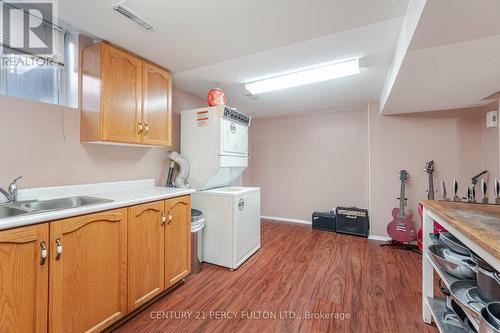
[80,42,172,146]
[102,45,142,144]
[143,62,172,146]
[165,195,191,288]
[128,201,165,311]
[49,209,127,333]
[0,224,49,333]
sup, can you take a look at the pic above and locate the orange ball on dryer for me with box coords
[207,88,227,106]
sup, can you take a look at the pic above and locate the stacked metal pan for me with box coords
[428,231,500,332]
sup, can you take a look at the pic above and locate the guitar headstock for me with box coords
[424,160,434,174]
[399,170,409,182]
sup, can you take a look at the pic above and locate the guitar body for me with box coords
[387,208,416,243]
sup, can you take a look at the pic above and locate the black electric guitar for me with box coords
[417,162,433,241]
[423,161,445,235]
[425,161,435,200]
[418,161,435,222]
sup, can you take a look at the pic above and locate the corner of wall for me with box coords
[379,0,427,112]
[367,100,379,236]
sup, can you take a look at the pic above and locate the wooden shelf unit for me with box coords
[421,200,500,333]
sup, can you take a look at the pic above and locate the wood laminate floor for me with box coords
[114,220,437,333]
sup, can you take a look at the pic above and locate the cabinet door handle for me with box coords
[161,211,166,226]
[40,240,47,265]
[55,238,63,260]
[144,122,149,135]
[167,210,172,225]
[166,202,186,225]
[138,121,143,134]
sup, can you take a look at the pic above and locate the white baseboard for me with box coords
[261,215,391,242]
[260,215,391,242]
[261,215,311,225]
[368,235,391,242]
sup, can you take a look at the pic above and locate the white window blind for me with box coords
[0,1,79,107]
[1,1,65,64]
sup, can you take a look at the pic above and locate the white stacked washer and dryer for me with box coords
[181,105,260,270]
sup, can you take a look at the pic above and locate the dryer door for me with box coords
[220,119,248,156]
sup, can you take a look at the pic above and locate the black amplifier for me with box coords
[335,207,369,237]
[312,211,336,232]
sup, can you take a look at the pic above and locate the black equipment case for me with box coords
[312,211,336,232]
[335,207,369,237]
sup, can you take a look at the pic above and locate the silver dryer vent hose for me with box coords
[166,151,190,188]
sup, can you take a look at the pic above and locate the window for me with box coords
[1,53,64,105]
[0,2,78,108]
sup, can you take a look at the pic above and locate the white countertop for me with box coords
[0,179,195,231]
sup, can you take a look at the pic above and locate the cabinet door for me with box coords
[49,209,127,333]
[102,44,143,144]
[0,224,49,333]
[142,62,172,146]
[128,201,165,311]
[165,195,191,288]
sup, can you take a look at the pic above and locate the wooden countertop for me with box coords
[421,200,500,261]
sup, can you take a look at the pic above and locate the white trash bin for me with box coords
[191,209,205,274]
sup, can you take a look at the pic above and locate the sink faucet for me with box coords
[0,176,23,203]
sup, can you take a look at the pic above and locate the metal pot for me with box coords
[428,245,477,279]
[478,268,500,303]
[470,250,496,272]
[439,280,454,311]
[480,307,500,333]
[486,302,500,327]
[439,230,470,255]
[450,280,484,321]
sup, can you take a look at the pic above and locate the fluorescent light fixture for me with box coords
[245,59,360,95]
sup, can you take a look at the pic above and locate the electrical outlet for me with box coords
[486,111,498,128]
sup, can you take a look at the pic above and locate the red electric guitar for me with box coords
[387,170,416,243]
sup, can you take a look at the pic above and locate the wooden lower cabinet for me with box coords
[0,223,49,333]
[165,195,191,288]
[127,201,165,311]
[48,209,128,333]
[0,196,191,333]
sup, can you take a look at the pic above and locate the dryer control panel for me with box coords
[223,106,251,126]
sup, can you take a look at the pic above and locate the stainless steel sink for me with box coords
[0,205,29,218]
[21,196,113,212]
[0,196,113,219]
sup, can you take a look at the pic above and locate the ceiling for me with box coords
[59,0,409,117]
[380,0,500,114]
[174,18,403,117]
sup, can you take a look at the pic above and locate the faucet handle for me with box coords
[9,176,22,187]
[7,176,22,202]
[8,176,22,193]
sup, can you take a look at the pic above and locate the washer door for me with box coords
[233,191,260,267]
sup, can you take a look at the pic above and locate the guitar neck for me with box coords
[399,180,406,217]
[428,173,434,200]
